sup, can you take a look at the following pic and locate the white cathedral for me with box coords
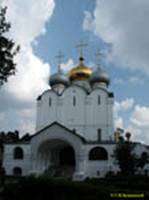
[3,49,149,180]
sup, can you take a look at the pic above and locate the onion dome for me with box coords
[89,67,110,86]
[49,69,69,87]
[68,57,92,81]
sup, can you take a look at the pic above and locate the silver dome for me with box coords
[49,70,69,87]
[89,67,110,86]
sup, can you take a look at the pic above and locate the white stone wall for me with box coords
[31,123,117,179]
[36,85,114,141]
[3,144,31,176]
[31,123,85,176]
[82,144,116,178]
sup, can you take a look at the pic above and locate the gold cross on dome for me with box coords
[76,40,88,57]
[55,51,64,71]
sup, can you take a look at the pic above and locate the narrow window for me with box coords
[98,95,100,105]
[97,129,102,142]
[73,96,76,106]
[49,97,52,106]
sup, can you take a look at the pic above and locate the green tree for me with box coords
[0,6,19,87]
[114,140,138,175]
[137,152,149,169]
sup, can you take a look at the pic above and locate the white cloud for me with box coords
[2,0,55,101]
[17,107,36,134]
[131,105,149,128]
[126,105,149,143]
[115,98,134,112]
[61,59,74,72]
[0,0,55,134]
[113,76,144,85]
[113,78,124,85]
[83,0,149,74]
[4,0,55,47]
[0,106,35,135]
[5,47,50,101]
[114,98,134,131]
[83,11,94,32]
[114,99,149,144]
[114,116,124,129]
[0,112,5,121]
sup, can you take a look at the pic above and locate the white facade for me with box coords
[36,83,114,141]
[3,123,116,179]
[3,143,31,176]
[3,55,149,180]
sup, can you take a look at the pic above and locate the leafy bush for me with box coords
[3,176,149,200]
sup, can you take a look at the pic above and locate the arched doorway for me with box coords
[59,146,75,166]
[37,139,76,178]
[13,167,22,176]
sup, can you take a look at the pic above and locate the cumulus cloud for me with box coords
[6,47,50,101]
[83,0,149,74]
[113,76,144,85]
[4,0,55,47]
[0,0,55,134]
[130,106,149,128]
[114,115,124,130]
[3,0,55,100]
[115,98,134,112]
[114,99,149,144]
[126,105,149,143]
[61,59,74,72]
[114,98,134,130]
[0,107,36,134]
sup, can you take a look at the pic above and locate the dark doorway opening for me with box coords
[13,167,22,176]
[59,146,75,166]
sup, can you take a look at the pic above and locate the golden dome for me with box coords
[68,57,92,81]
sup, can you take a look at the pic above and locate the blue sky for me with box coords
[34,0,149,104]
[1,0,149,144]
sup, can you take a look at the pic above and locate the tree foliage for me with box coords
[114,139,149,176]
[114,141,138,175]
[137,152,149,169]
[0,130,31,143]
[0,6,19,87]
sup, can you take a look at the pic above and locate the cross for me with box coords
[76,40,88,57]
[95,49,104,67]
[55,51,64,71]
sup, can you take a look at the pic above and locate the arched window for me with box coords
[89,147,108,160]
[13,167,22,176]
[14,147,24,159]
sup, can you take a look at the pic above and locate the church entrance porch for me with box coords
[37,139,76,179]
